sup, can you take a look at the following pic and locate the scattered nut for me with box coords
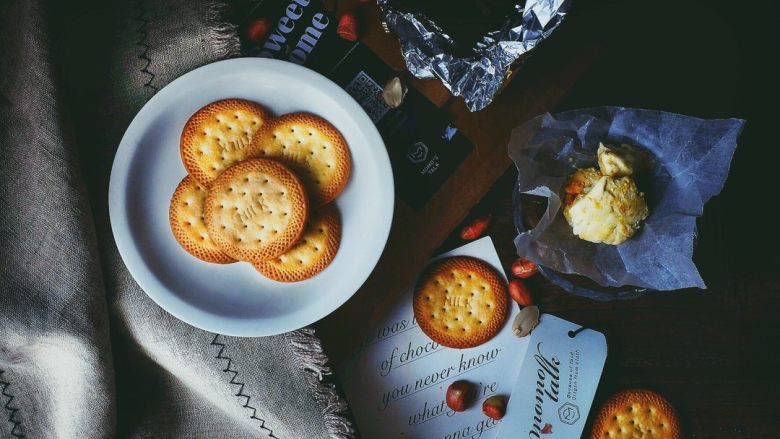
[508,279,533,307]
[382,77,408,109]
[511,258,538,278]
[460,215,492,240]
[244,18,270,44]
[446,380,473,412]
[512,305,540,338]
[337,13,359,42]
[482,395,507,420]
[541,423,553,434]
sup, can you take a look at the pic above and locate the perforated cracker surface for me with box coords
[254,203,341,282]
[591,389,682,439]
[181,99,269,186]
[169,176,235,264]
[413,257,508,349]
[249,113,351,207]
[203,159,308,262]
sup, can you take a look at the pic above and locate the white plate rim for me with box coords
[108,58,394,337]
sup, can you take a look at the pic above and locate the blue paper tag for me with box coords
[497,315,607,439]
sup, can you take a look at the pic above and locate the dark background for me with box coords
[438,0,780,436]
[50,0,780,436]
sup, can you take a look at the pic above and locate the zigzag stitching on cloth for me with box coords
[211,334,279,438]
[0,370,25,438]
[132,1,159,94]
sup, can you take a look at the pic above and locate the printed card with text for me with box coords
[339,238,609,439]
[496,315,607,438]
[338,238,530,439]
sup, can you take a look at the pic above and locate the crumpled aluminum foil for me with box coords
[378,0,571,112]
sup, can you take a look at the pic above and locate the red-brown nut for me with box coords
[244,18,270,44]
[508,279,533,307]
[460,215,492,240]
[446,380,473,412]
[511,258,538,278]
[482,395,506,420]
[337,13,359,42]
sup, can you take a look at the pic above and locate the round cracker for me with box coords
[254,203,341,282]
[203,159,308,262]
[181,99,270,186]
[169,176,235,264]
[590,389,682,439]
[413,257,508,349]
[249,112,351,207]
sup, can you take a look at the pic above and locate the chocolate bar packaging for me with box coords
[239,0,474,209]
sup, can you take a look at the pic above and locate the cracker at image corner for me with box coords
[204,158,309,262]
[413,256,508,349]
[590,389,682,439]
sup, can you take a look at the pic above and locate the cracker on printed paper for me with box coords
[590,389,682,439]
[413,256,508,349]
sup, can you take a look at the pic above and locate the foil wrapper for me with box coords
[509,107,745,293]
[378,0,571,112]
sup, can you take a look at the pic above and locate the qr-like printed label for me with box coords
[345,71,390,123]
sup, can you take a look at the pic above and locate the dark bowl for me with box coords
[512,179,653,301]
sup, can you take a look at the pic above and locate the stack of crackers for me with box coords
[169,99,350,282]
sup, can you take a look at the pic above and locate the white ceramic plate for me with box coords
[109,58,394,337]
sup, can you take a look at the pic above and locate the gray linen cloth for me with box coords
[0,0,354,437]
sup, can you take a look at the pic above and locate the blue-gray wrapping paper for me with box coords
[509,107,745,290]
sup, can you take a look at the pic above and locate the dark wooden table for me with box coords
[439,167,779,438]
[433,1,780,436]
[319,0,780,437]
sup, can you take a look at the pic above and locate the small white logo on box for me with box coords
[407,142,428,164]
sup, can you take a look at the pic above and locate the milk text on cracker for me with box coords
[217,134,251,152]
[237,199,271,224]
[528,342,561,438]
[446,296,469,308]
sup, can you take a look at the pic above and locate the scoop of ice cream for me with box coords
[563,172,649,245]
[597,143,651,177]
